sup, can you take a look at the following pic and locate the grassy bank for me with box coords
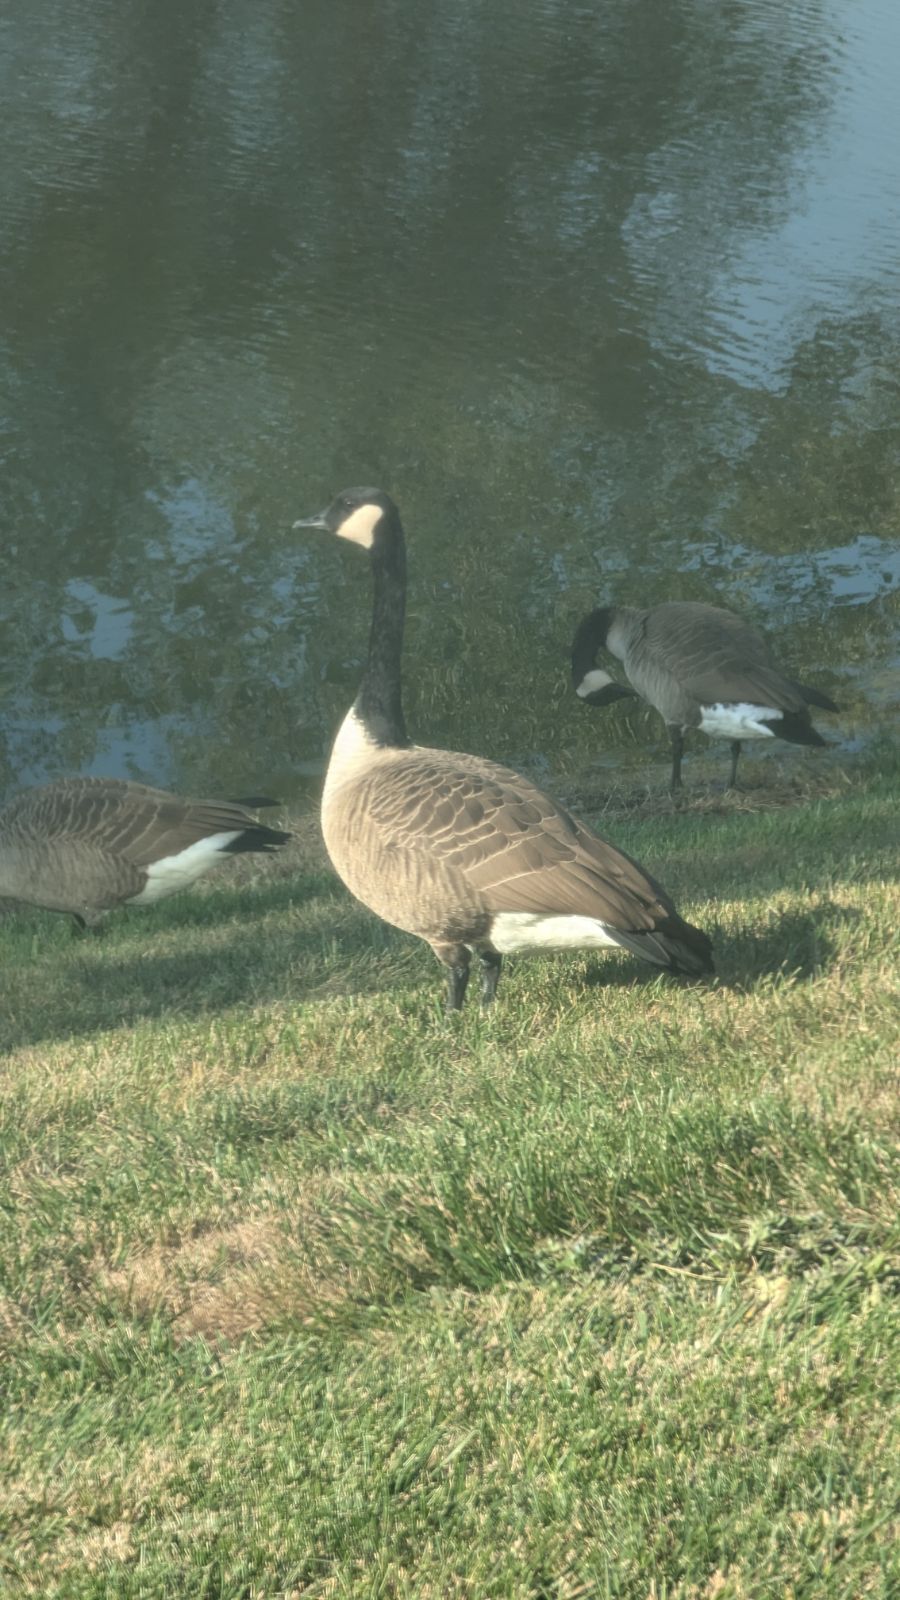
[1,749,899,1598]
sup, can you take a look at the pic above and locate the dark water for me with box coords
[1,0,898,801]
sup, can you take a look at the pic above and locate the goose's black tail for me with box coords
[764,709,828,747]
[793,683,839,713]
[609,916,715,978]
[222,823,292,855]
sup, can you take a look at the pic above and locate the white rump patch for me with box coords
[337,502,383,549]
[699,702,782,740]
[132,832,241,903]
[575,669,615,699]
[489,912,621,954]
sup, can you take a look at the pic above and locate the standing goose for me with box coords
[571,602,838,793]
[0,778,291,927]
[294,488,712,1009]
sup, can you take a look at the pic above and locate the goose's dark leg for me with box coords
[478,950,503,1007]
[433,942,471,1011]
[445,960,470,1011]
[727,740,742,790]
[668,727,684,794]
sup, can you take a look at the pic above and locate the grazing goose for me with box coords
[293,488,713,1009]
[572,602,838,793]
[0,778,290,927]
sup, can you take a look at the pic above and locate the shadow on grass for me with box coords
[718,901,865,990]
[0,875,420,1054]
[576,901,863,997]
[0,890,876,1053]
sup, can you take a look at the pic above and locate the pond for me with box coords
[1,0,898,802]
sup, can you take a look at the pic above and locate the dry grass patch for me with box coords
[99,1215,290,1341]
[94,1171,387,1342]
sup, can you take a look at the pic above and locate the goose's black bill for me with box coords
[292,512,329,530]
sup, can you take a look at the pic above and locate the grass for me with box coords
[1,745,899,1598]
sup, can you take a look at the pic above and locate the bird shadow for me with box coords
[0,879,872,1055]
[0,874,408,1054]
[715,901,864,991]
[577,902,862,997]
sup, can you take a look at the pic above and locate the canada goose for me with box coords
[0,778,291,927]
[571,602,838,793]
[293,488,712,1009]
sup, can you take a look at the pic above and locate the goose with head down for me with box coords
[572,601,838,793]
[294,488,713,1009]
[0,778,290,928]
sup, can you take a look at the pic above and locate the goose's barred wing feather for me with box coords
[361,751,679,931]
[638,604,807,713]
[2,779,286,865]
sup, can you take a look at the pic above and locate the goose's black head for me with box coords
[293,487,402,554]
[570,607,636,708]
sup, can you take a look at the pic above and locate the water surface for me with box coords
[1,0,898,799]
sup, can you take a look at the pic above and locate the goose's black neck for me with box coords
[571,607,615,684]
[355,510,409,747]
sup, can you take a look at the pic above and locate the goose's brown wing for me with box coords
[5,778,272,867]
[364,750,674,931]
[641,604,804,712]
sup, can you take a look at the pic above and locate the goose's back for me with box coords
[322,744,678,946]
[0,777,270,913]
[619,603,805,723]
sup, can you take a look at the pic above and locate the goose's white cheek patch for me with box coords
[575,669,615,699]
[489,912,621,954]
[132,832,241,902]
[337,503,383,548]
[699,703,782,740]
